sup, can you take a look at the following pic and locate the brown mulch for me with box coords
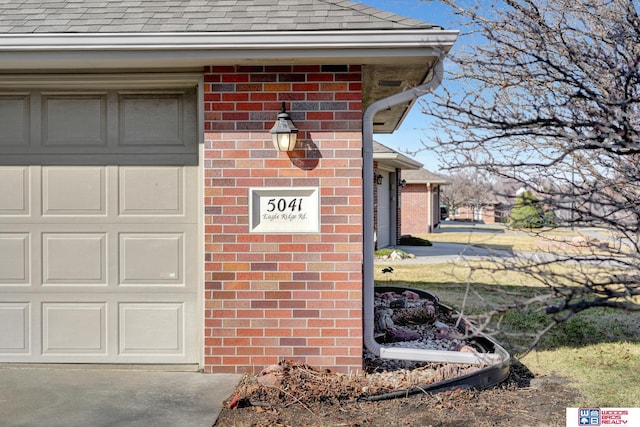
[214,360,580,427]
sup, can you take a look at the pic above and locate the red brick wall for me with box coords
[401,183,430,235]
[202,65,363,374]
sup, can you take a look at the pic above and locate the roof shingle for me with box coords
[0,0,438,34]
[402,168,449,184]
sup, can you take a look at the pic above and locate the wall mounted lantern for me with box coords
[375,174,383,185]
[399,179,407,188]
[269,102,298,151]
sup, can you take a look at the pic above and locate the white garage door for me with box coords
[0,77,200,363]
[377,171,391,248]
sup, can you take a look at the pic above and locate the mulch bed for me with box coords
[214,360,580,426]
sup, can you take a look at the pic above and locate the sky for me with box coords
[356,0,458,173]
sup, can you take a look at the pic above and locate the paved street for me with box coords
[376,222,632,266]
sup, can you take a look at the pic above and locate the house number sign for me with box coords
[249,187,320,233]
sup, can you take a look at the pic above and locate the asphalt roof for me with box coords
[0,0,439,34]
[402,168,449,184]
[373,140,400,155]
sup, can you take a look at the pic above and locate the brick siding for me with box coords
[202,65,363,374]
[401,183,431,235]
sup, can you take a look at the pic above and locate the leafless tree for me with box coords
[420,0,640,344]
[441,168,493,220]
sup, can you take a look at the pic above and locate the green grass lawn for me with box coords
[374,262,640,407]
[524,342,640,407]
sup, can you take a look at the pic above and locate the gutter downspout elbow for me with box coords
[362,55,444,358]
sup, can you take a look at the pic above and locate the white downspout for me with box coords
[363,54,444,360]
[362,56,499,365]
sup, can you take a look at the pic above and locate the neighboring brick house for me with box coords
[451,181,522,223]
[0,1,457,374]
[401,168,449,234]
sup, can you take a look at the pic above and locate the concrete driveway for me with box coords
[381,242,514,265]
[0,365,242,427]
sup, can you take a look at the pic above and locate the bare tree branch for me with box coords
[419,0,640,344]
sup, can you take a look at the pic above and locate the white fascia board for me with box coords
[0,30,458,69]
[406,178,450,185]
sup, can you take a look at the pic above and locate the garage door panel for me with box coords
[0,294,196,363]
[0,87,197,165]
[42,167,106,215]
[42,94,107,147]
[42,303,106,355]
[0,302,30,354]
[0,94,29,147]
[0,233,30,285]
[0,167,29,214]
[119,233,184,286]
[120,93,186,147]
[119,303,184,355]
[119,167,184,215]
[42,233,106,285]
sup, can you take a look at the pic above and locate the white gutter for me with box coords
[0,30,458,69]
[363,53,447,362]
[0,30,459,51]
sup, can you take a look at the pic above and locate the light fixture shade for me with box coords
[269,104,298,151]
